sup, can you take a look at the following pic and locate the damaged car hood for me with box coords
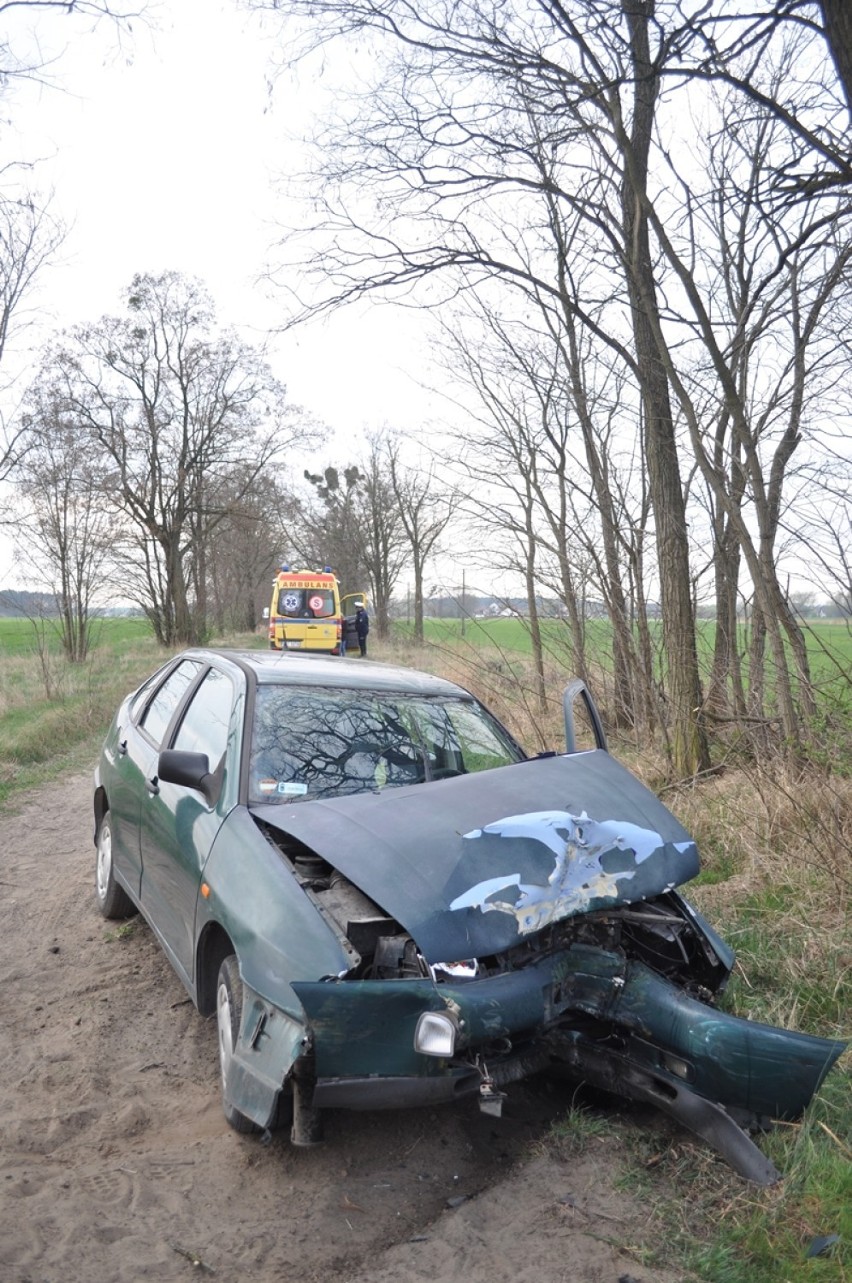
[250,751,699,964]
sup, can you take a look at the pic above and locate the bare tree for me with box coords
[206,467,291,634]
[296,464,368,595]
[666,1,852,177]
[0,0,145,84]
[11,376,112,661]
[386,437,456,645]
[356,434,409,638]
[0,194,66,489]
[40,271,306,646]
[252,0,852,767]
[819,0,852,114]
[436,299,660,733]
[251,0,714,768]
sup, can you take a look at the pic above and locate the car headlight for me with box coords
[414,1010,458,1058]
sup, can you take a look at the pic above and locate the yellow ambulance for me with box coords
[266,566,368,655]
[266,566,344,653]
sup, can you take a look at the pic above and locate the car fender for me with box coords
[195,805,353,1017]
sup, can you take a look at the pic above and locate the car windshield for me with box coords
[248,684,524,804]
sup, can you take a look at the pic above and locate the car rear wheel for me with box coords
[95,810,135,919]
[216,955,259,1134]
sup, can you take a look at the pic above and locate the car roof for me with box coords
[183,648,476,700]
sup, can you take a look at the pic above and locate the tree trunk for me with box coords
[820,0,852,114]
[555,542,587,683]
[413,550,425,644]
[522,518,547,715]
[621,0,710,776]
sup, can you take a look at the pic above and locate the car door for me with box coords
[108,658,205,901]
[138,664,237,985]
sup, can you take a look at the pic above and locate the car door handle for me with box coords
[118,739,128,756]
[146,775,159,796]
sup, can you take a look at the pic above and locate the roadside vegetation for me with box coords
[382,623,851,1283]
[0,613,847,1282]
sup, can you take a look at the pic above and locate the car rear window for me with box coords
[248,685,523,804]
[275,588,336,619]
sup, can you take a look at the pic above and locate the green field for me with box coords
[401,615,852,692]
[3,611,849,670]
[404,612,852,657]
[0,614,155,655]
[0,616,166,803]
[0,616,272,803]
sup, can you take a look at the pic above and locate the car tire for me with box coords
[216,955,260,1134]
[95,810,135,919]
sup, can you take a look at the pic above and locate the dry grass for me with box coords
[673,766,851,907]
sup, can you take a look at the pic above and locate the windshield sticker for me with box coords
[308,594,325,612]
[258,778,279,794]
[279,781,308,796]
[282,592,300,612]
[450,810,694,933]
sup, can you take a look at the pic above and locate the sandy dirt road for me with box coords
[0,771,685,1283]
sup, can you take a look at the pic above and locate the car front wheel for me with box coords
[95,810,135,919]
[216,955,259,1134]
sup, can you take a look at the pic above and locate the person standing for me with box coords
[355,604,370,657]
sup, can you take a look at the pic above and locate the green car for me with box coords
[93,649,844,1184]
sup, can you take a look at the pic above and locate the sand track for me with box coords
[0,772,682,1283]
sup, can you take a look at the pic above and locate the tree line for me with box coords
[5,271,459,658]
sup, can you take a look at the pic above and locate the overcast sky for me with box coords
[0,0,458,585]
[0,0,441,433]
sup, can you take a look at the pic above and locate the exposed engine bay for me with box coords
[264,824,731,998]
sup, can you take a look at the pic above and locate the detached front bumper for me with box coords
[291,944,844,1181]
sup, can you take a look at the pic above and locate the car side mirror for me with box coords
[262,607,270,620]
[158,749,217,803]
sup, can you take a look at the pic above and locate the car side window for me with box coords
[173,667,233,767]
[139,659,204,746]
[129,669,165,721]
[440,701,521,773]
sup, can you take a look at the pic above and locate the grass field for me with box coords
[402,613,852,674]
[3,611,849,671]
[0,614,154,655]
[0,616,166,804]
[396,616,852,744]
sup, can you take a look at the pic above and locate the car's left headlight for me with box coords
[414,1010,458,1058]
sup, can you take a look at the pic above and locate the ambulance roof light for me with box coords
[279,563,290,572]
